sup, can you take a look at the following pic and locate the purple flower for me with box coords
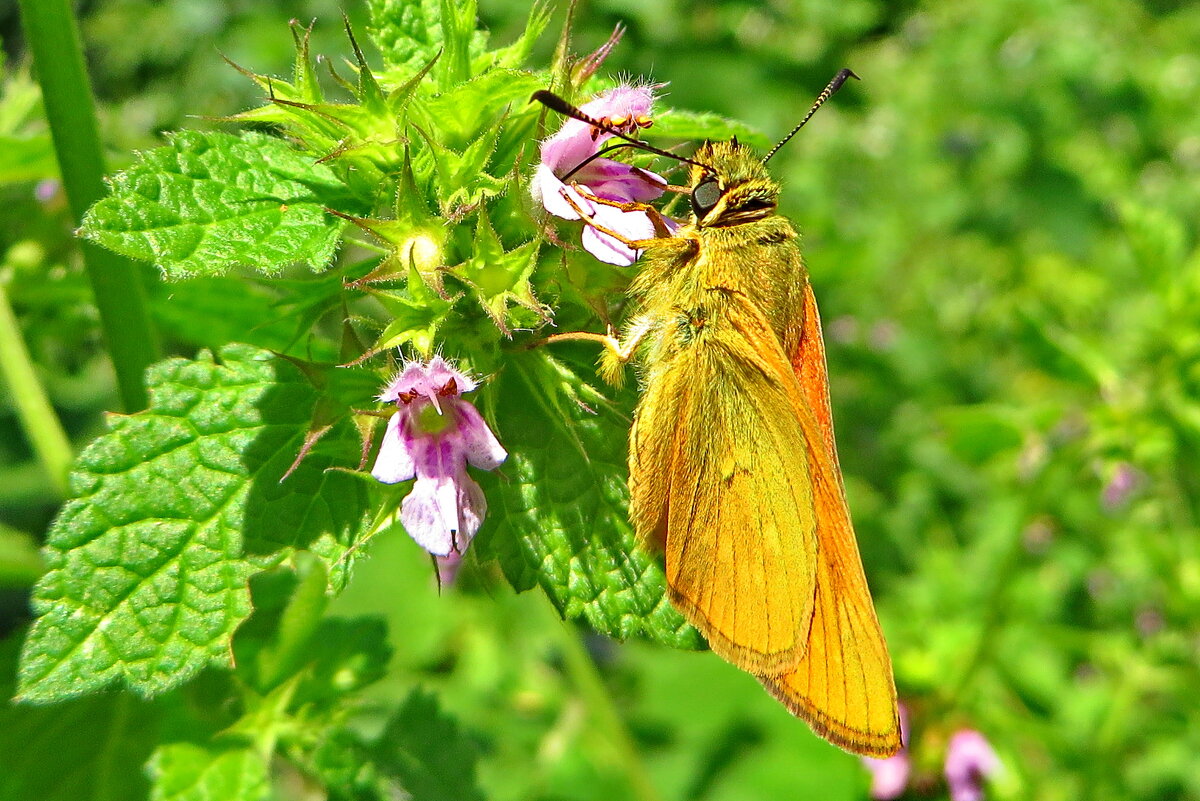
[372,356,507,567]
[944,729,1000,801]
[1101,461,1138,510]
[861,704,910,799]
[531,84,672,266]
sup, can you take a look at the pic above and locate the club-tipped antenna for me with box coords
[531,90,715,177]
[762,68,859,164]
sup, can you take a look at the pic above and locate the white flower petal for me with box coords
[370,413,416,484]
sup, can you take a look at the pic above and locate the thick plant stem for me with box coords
[0,279,72,496]
[19,0,160,412]
[542,597,664,801]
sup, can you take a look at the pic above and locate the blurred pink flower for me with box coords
[530,84,671,265]
[372,356,507,570]
[944,729,1000,801]
[861,703,911,799]
[1101,461,1138,510]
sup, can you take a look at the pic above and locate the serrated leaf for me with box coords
[148,743,270,801]
[80,130,358,278]
[477,350,703,650]
[17,344,372,702]
[414,120,506,211]
[649,109,770,150]
[373,689,484,801]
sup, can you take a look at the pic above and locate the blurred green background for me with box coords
[2,0,1199,799]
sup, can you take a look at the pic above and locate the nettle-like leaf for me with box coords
[80,130,362,278]
[414,69,545,152]
[148,743,270,801]
[17,344,372,703]
[477,350,704,650]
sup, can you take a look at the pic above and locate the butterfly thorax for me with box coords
[629,140,808,363]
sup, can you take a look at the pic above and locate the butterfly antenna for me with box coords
[762,68,859,164]
[531,90,715,177]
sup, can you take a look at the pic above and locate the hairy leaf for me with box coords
[0,633,157,801]
[17,344,371,702]
[80,131,356,278]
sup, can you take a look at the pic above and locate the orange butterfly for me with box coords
[537,71,901,756]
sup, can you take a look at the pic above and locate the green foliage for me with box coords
[18,344,371,702]
[5,0,1200,800]
[480,350,703,649]
[80,131,359,278]
[371,689,486,801]
[148,743,272,801]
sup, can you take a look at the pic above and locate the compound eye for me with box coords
[691,180,721,216]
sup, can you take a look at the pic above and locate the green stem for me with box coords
[541,596,664,801]
[19,0,160,412]
[0,277,72,496]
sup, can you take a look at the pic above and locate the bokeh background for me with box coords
[2,1,1199,799]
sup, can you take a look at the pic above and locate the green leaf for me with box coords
[372,689,484,801]
[477,350,704,650]
[148,743,270,801]
[0,634,157,801]
[367,0,486,85]
[649,109,771,150]
[416,69,543,153]
[80,130,356,278]
[233,561,391,703]
[304,729,385,800]
[17,344,372,702]
[415,120,506,212]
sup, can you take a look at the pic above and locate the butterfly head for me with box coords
[689,139,779,227]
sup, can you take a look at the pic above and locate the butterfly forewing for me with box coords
[628,294,819,675]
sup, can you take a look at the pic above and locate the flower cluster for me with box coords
[530,84,672,266]
[371,357,506,579]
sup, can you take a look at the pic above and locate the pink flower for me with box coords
[944,729,1000,801]
[1101,461,1138,510]
[861,703,911,799]
[530,84,672,265]
[371,356,507,567]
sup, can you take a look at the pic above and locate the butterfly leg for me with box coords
[557,189,667,247]
[538,315,653,386]
[577,190,681,238]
